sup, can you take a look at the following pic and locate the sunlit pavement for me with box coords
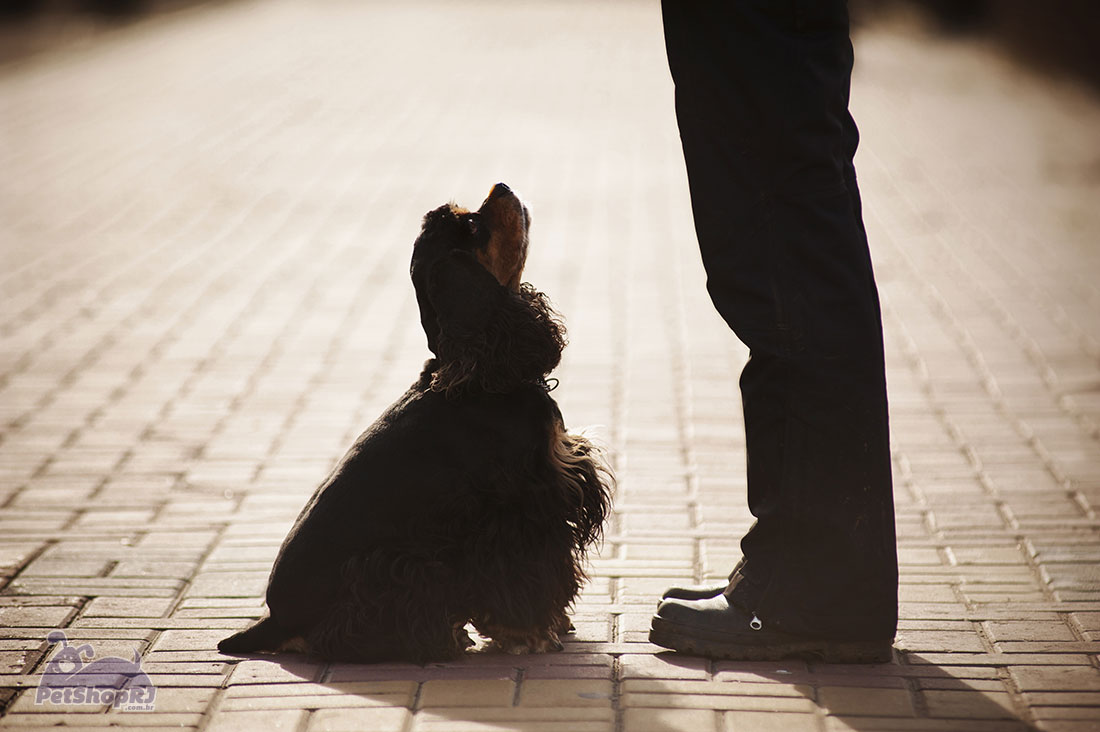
[1,2,1098,730]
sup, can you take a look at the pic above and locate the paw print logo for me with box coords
[35,630,156,711]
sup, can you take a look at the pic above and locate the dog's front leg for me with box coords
[475,606,571,654]
[480,625,564,655]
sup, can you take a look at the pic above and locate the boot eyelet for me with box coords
[749,614,763,631]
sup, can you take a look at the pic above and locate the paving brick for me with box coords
[83,597,176,618]
[524,664,612,681]
[825,717,1033,731]
[151,629,235,652]
[419,680,515,708]
[413,707,613,727]
[226,681,415,702]
[722,710,821,732]
[994,641,1100,654]
[111,560,197,579]
[711,662,812,681]
[308,707,411,732]
[40,637,150,663]
[621,708,719,732]
[131,672,225,688]
[0,712,205,727]
[1034,723,1100,732]
[922,689,1018,720]
[6,578,182,598]
[620,653,708,680]
[183,572,267,598]
[144,687,216,713]
[623,680,807,699]
[1033,706,1100,721]
[18,559,112,578]
[895,630,988,654]
[0,605,78,628]
[1068,612,1100,639]
[0,650,40,674]
[415,721,611,732]
[908,653,1094,667]
[1023,692,1100,707]
[917,678,1008,693]
[229,659,325,685]
[567,620,612,643]
[985,621,1079,643]
[1010,667,1100,692]
[818,686,915,717]
[207,709,308,732]
[145,650,235,664]
[518,679,613,707]
[222,695,408,712]
[7,688,109,714]
[621,691,814,713]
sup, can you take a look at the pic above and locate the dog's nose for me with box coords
[487,182,512,200]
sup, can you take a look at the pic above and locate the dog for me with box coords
[217,183,613,662]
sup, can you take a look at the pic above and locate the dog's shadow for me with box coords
[221,628,618,730]
[220,644,1041,731]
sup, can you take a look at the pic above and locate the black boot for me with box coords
[659,558,744,603]
[650,594,893,664]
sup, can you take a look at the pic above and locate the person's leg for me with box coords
[653,0,897,654]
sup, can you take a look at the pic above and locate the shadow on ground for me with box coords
[732,650,1042,732]
[219,644,1040,731]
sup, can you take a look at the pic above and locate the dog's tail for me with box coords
[218,616,288,655]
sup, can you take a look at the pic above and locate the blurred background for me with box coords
[4,0,1100,87]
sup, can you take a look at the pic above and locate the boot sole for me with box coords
[649,616,893,664]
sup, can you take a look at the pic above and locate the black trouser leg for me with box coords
[662,0,897,640]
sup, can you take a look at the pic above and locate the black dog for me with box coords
[218,183,612,662]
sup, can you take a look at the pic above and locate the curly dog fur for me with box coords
[218,183,613,663]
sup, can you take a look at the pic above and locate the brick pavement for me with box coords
[1,1,1098,730]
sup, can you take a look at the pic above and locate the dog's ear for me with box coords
[426,250,565,395]
[426,249,503,345]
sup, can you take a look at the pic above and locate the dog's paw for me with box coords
[553,614,575,635]
[475,620,567,655]
[275,636,310,654]
[455,626,476,650]
[542,635,565,653]
[490,632,563,655]
[495,639,531,655]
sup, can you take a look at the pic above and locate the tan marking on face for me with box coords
[476,189,529,291]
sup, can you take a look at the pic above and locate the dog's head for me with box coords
[411,183,564,395]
